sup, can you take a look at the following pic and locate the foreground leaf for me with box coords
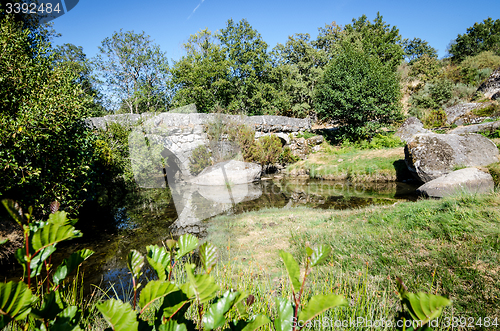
[96,299,138,331]
[127,250,144,281]
[176,234,198,260]
[199,242,218,274]
[139,280,178,314]
[297,294,347,329]
[203,290,239,330]
[406,292,451,325]
[2,199,24,226]
[279,250,301,293]
[31,223,82,252]
[310,245,331,267]
[158,320,188,331]
[53,249,94,285]
[146,245,171,280]
[0,281,36,328]
[182,264,219,304]
[274,297,293,331]
[230,315,271,331]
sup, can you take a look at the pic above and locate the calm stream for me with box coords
[1,179,418,296]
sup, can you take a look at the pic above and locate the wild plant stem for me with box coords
[132,277,137,310]
[25,230,31,289]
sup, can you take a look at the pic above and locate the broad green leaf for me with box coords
[30,245,57,278]
[234,292,250,319]
[47,211,72,226]
[309,245,331,267]
[31,291,63,320]
[50,305,82,331]
[297,294,347,329]
[158,321,187,331]
[274,297,293,331]
[305,246,313,257]
[0,281,37,328]
[158,290,190,320]
[2,199,24,226]
[182,264,219,304]
[53,249,94,285]
[278,250,301,293]
[146,245,170,281]
[230,315,271,331]
[31,223,82,253]
[406,292,451,324]
[96,299,139,331]
[203,290,239,330]
[139,280,178,313]
[165,239,177,250]
[127,250,144,281]
[199,242,218,274]
[176,234,198,260]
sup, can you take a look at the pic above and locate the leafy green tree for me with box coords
[218,18,272,114]
[94,29,171,114]
[344,12,404,71]
[448,17,500,62]
[402,37,438,63]
[54,43,104,116]
[314,46,402,141]
[0,16,99,213]
[171,29,232,112]
[272,33,327,117]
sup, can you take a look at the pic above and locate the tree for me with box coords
[94,30,171,114]
[402,38,438,63]
[343,12,404,71]
[170,29,232,112]
[0,16,98,213]
[218,19,272,114]
[448,17,500,62]
[314,46,402,141]
[272,33,327,117]
[54,43,104,116]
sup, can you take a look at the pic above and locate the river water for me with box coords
[0,179,418,296]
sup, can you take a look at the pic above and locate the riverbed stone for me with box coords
[395,117,431,143]
[190,160,262,186]
[416,167,494,198]
[404,133,499,182]
[476,66,500,99]
[448,120,500,135]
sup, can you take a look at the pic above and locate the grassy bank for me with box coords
[286,144,409,182]
[206,192,500,327]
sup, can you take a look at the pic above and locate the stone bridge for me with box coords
[85,112,311,181]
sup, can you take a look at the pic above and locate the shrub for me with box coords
[278,146,300,164]
[473,103,500,117]
[357,134,404,149]
[314,46,402,141]
[424,108,447,128]
[248,135,283,165]
[408,54,441,82]
[189,145,212,176]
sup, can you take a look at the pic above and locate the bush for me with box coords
[189,145,212,176]
[408,54,441,82]
[356,134,404,149]
[424,108,447,128]
[248,135,283,165]
[278,146,300,164]
[314,46,402,141]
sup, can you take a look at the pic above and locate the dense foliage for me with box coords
[314,46,403,141]
[0,17,100,214]
[448,17,500,62]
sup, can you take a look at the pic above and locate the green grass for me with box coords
[206,192,500,327]
[286,143,405,181]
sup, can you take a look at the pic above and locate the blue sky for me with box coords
[51,0,498,62]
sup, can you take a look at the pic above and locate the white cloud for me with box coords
[188,0,205,19]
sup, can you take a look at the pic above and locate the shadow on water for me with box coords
[0,179,419,298]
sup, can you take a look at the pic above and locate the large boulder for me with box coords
[444,103,486,125]
[416,167,494,198]
[476,67,500,99]
[449,120,500,135]
[190,160,262,186]
[405,133,499,182]
[395,117,431,143]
